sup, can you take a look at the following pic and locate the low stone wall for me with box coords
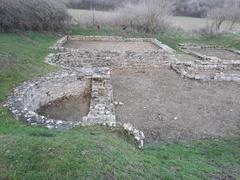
[172,44,240,82]
[171,60,240,82]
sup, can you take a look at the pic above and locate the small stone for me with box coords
[105,111,110,115]
[114,101,124,106]
[81,150,88,156]
[46,125,54,129]
[138,140,144,149]
[119,102,124,106]
[56,120,63,125]
[123,123,133,132]
[139,131,145,139]
[134,135,141,141]
[133,129,139,136]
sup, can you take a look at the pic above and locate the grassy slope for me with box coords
[0,30,239,179]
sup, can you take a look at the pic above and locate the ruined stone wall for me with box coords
[46,50,175,70]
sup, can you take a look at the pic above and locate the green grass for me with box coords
[0,32,59,102]
[0,31,240,179]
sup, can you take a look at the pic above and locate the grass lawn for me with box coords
[0,30,239,179]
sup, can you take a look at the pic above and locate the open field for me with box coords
[68,9,240,32]
[0,29,240,179]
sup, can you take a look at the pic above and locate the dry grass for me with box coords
[68,9,240,32]
[68,0,173,33]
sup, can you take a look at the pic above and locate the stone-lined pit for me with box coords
[37,92,91,122]
[6,68,116,129]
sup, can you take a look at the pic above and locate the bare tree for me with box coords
[207,0,240,32]
[207,8,226,32]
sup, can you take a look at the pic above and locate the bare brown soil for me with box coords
[64,40,159,52]
[112,68,240,143]
[189,48,240,60]
[37,89,91,122]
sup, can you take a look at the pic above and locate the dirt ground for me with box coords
[64,40,159,52]
[37,93,91,122]
[189,48,240,60]
[112,68,240,143]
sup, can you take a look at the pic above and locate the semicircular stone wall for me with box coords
[5,68,116,129]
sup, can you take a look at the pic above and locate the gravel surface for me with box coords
[112,68,240,143]
[64,40,159,52]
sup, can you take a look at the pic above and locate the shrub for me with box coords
[0,0,70,32]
